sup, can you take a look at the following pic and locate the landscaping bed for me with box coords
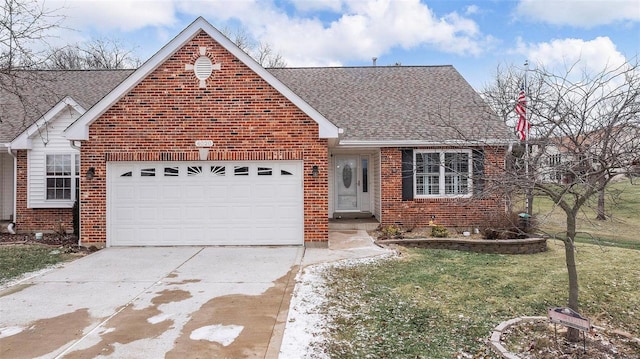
[377,237,547,254]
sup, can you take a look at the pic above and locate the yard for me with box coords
[311,180,640,358]
[315,242,639,358]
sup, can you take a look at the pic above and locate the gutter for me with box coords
[335,139,516,148]
[5,144,17,232]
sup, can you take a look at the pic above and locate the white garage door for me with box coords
[107,161,303,246]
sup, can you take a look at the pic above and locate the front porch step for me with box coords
[329,218,380,231]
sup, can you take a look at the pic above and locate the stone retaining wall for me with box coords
[376,237,547,254]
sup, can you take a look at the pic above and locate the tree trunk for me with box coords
[565,213,581,342]
[526,188,534,216]
[596,186,606,220]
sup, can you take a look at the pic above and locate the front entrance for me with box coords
[334,155,371,212]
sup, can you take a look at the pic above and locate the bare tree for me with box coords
[483,59,640,341]
[221,26,287,68]
[45,38,140,69]
[1,0,62,70]
[1,0,64,127]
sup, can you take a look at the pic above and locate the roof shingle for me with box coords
[0,70,133,143]
[269,66,511,143]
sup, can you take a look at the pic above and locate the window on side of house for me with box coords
[46,154,79,201]
[414,150,472,198]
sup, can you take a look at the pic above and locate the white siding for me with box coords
[372,150,381,220]
[328,154,335,217]
[0,153,14,220]
[28,108,80,208]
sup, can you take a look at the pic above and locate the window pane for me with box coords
[416,152,441,196]
[234,166,249,176]
[211,166,225,176]
[258,167,272,176]
[164,167,179,176]
[362,159,368,193]
[141,168,156,177]
[444,153,469,194]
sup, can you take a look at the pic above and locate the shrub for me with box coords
[431,225,449,238]
[481,211,534,239]
[378,225,403,240]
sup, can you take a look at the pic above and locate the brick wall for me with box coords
[380,147,506,228]
[80,31,328,245]
[15,150,73,233]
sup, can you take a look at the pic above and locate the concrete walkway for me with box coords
[0,230,387,359]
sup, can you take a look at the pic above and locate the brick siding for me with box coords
[80,31,328,245]
[380,147,506,228]
[15,150,74,233]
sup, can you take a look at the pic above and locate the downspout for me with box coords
[69,140,81,246]
[69,140,81,151]
[7,145,17,234]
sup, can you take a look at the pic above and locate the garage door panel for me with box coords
[108,161,303,246]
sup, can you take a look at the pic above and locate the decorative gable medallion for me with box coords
[185,47,221,88]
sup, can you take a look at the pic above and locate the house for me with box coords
[532,125,640,184]
[1,17,512,247]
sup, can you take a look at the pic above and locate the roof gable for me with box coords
[0,70,132,144]
[10,97,85,149]
[64,17,339,140]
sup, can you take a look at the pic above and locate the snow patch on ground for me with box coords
[0,326,24,339]
[279,254,395,358]
[147,313,172,324]
[190,324,243,346]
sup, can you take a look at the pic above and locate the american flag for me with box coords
[515,85,529,140]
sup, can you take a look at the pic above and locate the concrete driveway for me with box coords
[0,246,303,359]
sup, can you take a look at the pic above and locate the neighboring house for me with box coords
[2,17,512,247]
[1,70,133,229]
[533,125,640,184]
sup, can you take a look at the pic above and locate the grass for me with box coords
[320,243,640,358]
[0,245,77,285]
[531,180,640,250]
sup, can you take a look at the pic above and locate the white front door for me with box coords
[335,156,359,211]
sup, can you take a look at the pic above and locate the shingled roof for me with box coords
[0,70,133,143]
[269,66,512,144]
[2,66,511,145]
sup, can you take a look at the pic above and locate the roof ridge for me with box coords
[269,65,454,70]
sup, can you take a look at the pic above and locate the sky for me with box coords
[41,0,640,90]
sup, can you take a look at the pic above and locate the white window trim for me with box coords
[43,153,79,206]
[414,149,473,198]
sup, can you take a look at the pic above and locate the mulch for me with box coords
[0,233,96,253]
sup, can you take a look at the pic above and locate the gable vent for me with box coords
[194,56,213,81]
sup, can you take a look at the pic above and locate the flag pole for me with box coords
[524,59,531,215]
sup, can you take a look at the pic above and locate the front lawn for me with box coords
[0,245,79,285]
[319,243,640,358]
[532,180,640,250]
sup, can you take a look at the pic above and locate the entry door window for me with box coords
[336,157,358,210]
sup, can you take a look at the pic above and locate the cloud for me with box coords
[287,0,344,13]
[47,0,178,31]
[516,0,640,27]
[178,0,494,66]
[516,37,629,75]
[42,0,493,67]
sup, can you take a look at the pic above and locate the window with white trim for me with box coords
[414,150,472,197]
[46,154,80,200]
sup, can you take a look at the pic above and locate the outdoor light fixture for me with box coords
[86,167,95,180]
[311,165,319,177]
